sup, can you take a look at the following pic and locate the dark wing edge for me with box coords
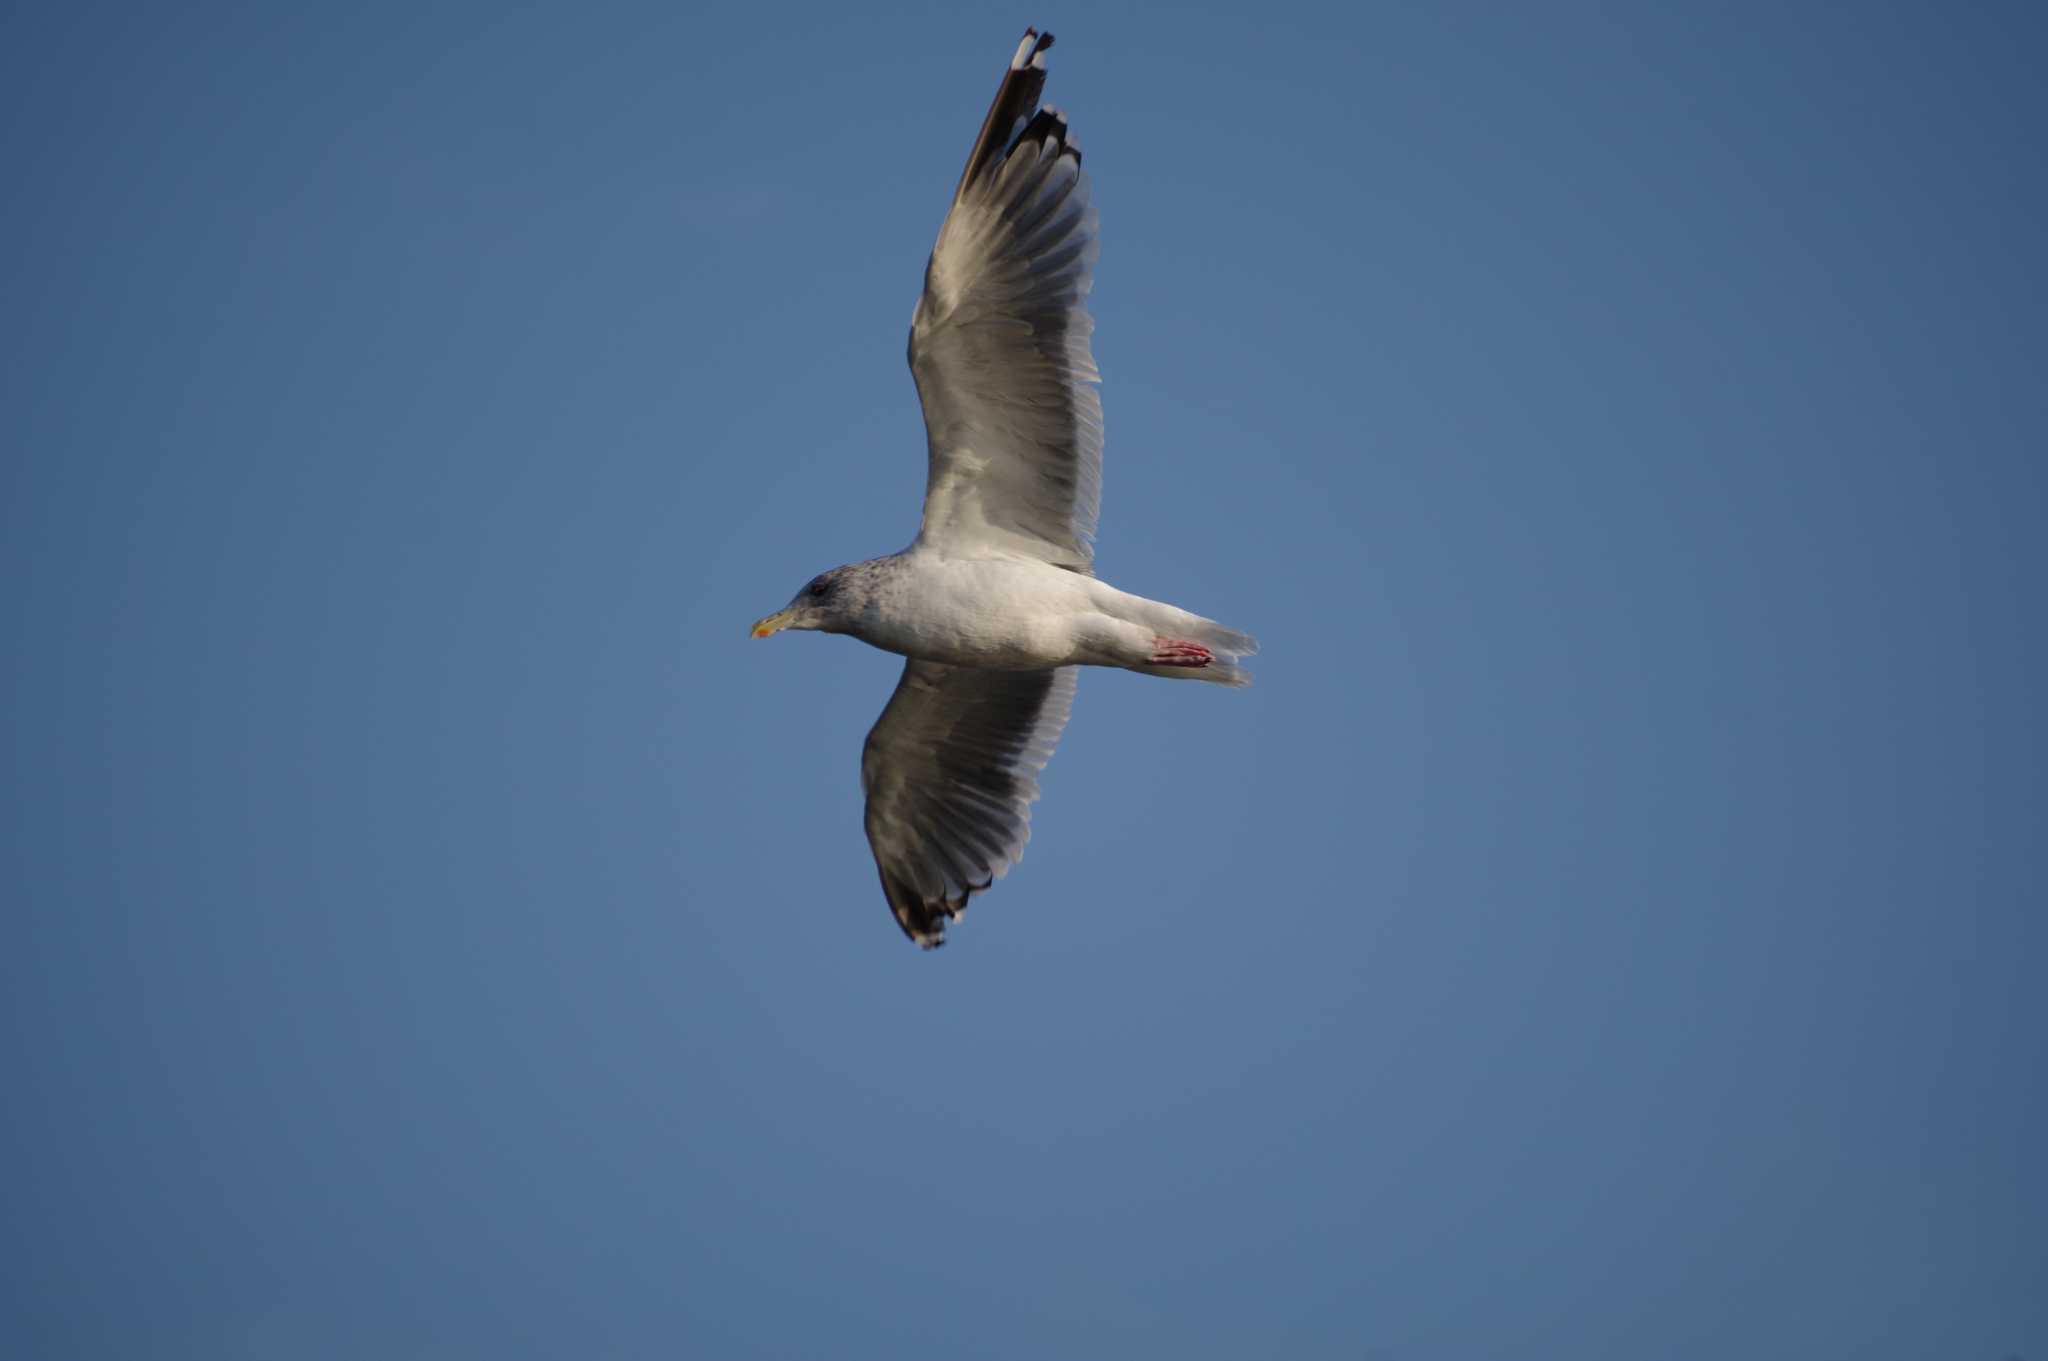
[950,29,1057,207]
[860,661,1078,948]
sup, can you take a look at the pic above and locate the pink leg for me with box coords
[1150,637,1213,667]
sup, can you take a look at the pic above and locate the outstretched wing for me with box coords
[909,28,1102,572]
[860,660,1077,947]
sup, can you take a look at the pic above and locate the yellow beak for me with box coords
[750,607,797,639]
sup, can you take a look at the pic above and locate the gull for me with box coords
[751,28,1257,947]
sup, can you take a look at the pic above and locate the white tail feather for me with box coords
[1134,656,1252,686]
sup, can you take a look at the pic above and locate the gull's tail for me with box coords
[1132,614,1259,688]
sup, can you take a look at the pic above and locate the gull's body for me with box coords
[752,29,1257,947]
[787,553,1251,675]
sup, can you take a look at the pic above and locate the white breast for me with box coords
[861,555,1096,667]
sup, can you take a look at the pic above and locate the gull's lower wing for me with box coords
[909,29,1102,572]
[860,660,1077,947]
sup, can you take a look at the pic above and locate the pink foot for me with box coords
[1150,637,1213,667]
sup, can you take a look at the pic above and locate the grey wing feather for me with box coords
[909,31,1102,571]
[861,660,1077,947]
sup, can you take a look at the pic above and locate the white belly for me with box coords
[858,555,1105,667]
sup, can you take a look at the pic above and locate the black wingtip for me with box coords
[1012,106,1075,164]
[1009,27,1056,71]
[960,30,1064,202]
[880,867,973,950]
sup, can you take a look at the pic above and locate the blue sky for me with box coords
[4,2,2044,1358]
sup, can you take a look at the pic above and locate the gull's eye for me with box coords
[808,578,830,598]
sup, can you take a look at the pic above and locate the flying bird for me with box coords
[751,28,1257,947]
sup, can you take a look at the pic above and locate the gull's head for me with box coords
[750,566,857,640]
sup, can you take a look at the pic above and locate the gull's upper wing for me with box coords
[909,29,1101,572]
[861,660,1077,947]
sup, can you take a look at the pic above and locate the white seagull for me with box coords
[751,28,1257,947]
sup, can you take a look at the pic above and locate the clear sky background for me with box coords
[4,2,2043,1358]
